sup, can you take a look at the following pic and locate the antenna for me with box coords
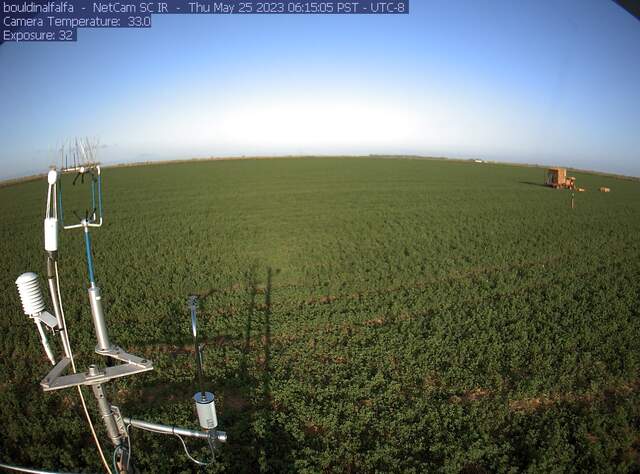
[58,140,103,230]
[189,296,219,431]
[190,296,205,399]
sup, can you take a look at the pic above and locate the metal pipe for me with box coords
[91,382,123,448]
[88,286,111,352]
[45,260,63,329]
[124,417,206,438]
[45,257,71,359]
[123,417,227,443]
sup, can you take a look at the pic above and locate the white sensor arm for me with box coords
[44,169,58,253]
[35,319,56,365]
[29,309,58,366]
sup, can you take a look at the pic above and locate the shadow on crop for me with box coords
[519,181,548,188]
[221,266,295,473]
[117,267,294,472]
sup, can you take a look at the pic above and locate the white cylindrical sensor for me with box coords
[194,392,218,430]
[47,169,58,185]
[44,217,58,252]
[16,272,46,316]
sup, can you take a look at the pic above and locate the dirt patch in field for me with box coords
[508,382,638,414]
[364,317,386,327]
[450,387,493,404]
[303,421,326,437]
[445,381,638,414]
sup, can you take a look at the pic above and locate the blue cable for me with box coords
[84,229,96,285]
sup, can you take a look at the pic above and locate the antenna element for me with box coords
[189,296,219,430]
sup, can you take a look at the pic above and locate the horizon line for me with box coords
[1,154,638,188]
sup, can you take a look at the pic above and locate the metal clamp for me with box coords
[41,358,153,391]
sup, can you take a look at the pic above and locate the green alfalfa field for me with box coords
[0,157,639,473]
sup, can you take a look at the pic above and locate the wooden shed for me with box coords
[545,168,566,188]
[545,168,576,189]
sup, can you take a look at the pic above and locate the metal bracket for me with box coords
[40,349,153,391]
[111,405,128,438]
[97,346,152,368]
[31,310,58,329]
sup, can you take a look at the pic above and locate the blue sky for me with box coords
[0,0,639,179]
